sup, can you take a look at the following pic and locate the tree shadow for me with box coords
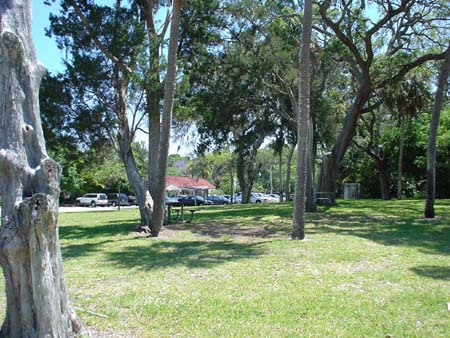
[166,220,291,239]
[308,213,450,256]
[410,265,450,280]
[193,203,293,221]
[59,220,137,240]
[106,240,267,271]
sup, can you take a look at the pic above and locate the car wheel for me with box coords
[112,201,117,207]
[75,200,80,206]
[255,200,261,203]
[90,201,96,207]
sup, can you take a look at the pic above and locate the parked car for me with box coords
[208,195,231,205]
[127,195,137,205]
[107,193,130,207]
[177,195,212,206]
[75,193,108,207]
[165,196,180,204]
[264,194,280,202]
[235,192,272,204]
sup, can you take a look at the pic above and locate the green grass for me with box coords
[1,199,450,337]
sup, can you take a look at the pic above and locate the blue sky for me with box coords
[31,2,190,154]
[32,2,65,73]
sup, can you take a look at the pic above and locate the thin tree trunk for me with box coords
[285,144,295,201]
[151,1,181,236]
[0,2,81,336]
[278,148,283,202]
[425,44,450,218]
[292,0,312,240]
[378,158,391,200]
[397,115,405,199]
[306,118,317,212]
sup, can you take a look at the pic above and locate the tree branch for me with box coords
[67,0,133,74]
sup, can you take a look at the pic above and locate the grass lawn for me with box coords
[0,199,449,337]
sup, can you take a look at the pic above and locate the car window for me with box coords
[99,194,107,200]
[86,194,96,198]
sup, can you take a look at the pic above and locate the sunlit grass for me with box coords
[0,199,449,337]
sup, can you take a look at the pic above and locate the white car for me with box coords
[235,192,272,204]
[75,193,108,207]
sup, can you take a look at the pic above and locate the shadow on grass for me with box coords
[410,265,450,280]
[59,220,137,240]
[106,240,266,271]
[193,203,293,221]
[308,214,450,256]
[166,220,290,239]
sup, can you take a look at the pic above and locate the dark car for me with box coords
[128,195,137,205]
[107,193,130,207]
[208,195,230,205]
[177,195,212,206]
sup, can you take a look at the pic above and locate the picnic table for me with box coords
[314,192,335,205]
[165,202,199,224]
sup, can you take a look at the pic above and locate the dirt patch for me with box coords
[163,220,290,240]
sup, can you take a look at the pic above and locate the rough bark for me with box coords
[292,0,312,240]
[151,0,181,236]
[0,1,81,336]
[425,44,450,218]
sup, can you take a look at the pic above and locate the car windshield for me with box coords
[99,195,107,200]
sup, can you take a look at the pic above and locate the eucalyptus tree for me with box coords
[49,0,183,236]
[425,43,450,218]
[49,0,154,232]
[315,0,450,194]
[0,1,81,336]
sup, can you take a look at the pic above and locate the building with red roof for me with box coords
[165,176,216,196]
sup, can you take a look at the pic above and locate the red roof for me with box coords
[165,176,216,189]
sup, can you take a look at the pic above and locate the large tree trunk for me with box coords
[292,0,312,240]
[151,1,181,236]
[236,149,257,204]
[0,2,81,337]
[113,68,153,232]
[397,116,405,199]
[425,44,450,218]
[142,0,162,198]
[317,83,371,195]
[377,158,391,200]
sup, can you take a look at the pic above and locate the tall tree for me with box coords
[151,0,182,235]
[425,43,450,218]
[292,0,312,240]
[0,1,81,336]
[50,0,154,233]
[51,0,183,236]
[316,0,449,195]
